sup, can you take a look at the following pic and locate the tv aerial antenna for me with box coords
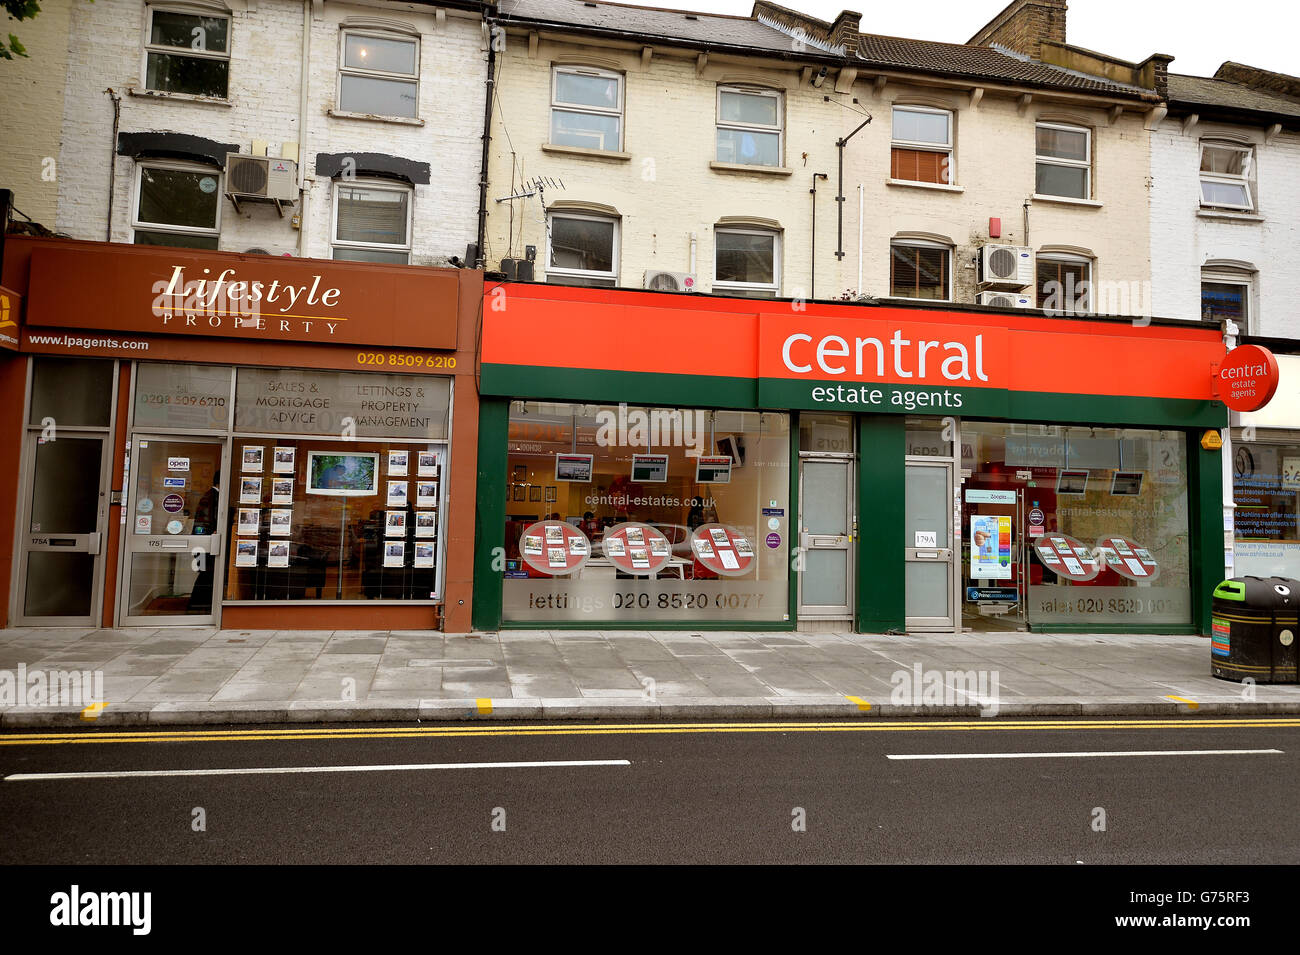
[494,176,565,212]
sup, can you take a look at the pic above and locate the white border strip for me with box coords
[5,759,631,781]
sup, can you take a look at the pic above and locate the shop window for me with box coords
[500,401,790,624]
[214,367,451,604]
[714,228,779,298]
[1035,123,1091,199]
[716,87,783,167]
[1200,141,1254,211]
[890,241,950,300]
[132,161,222,249]
[144,5,231,98]
[332,180,412,264]
[339,29,420,119]
[546,212,618,287]
[891,106,953,184]
[960,422,1192,630]
[1036,253,1091,316]
[551,66,623,151]
[1201,274,1251,327]
[1232,433,1300,580]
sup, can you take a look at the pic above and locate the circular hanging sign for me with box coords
[600,522,672,576]
[691,523,757,577]
[1095,536,1160,582]
[162,493,185,513]
[518,521,590,576]
[1032,533,1100,582]
[1217,344,1279,412]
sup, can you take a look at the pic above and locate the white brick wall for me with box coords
[52,0,484,264]
[1150,120,1300,337]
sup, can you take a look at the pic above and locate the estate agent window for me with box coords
[1035,123,1091,199]
[1036,253,1092,315]
[550,67,623,152]
[132,161,222,249]
[1199,141,1254,211]
[500,401,790,624]
[331,180,413,264]
[338,30,420,119]
[1232,432,1300,580]
[891,106,953,184]
[716,87,783,167]
[546,212,618,287]
[890,240,950,300]
[144,5,231,98]
[714,228,779,298]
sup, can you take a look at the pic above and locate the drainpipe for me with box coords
[689,231,697,275]
[297,0,311,256]
[105,88,121,241]
[475,18,498,268]
[1022,196,1032,248]
[810,172,827,298]
[1221,317,1241,581]
[856,183,863,295]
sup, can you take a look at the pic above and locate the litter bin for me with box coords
[1210,576,1299,684]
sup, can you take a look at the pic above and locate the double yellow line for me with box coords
[2,717,1299,746]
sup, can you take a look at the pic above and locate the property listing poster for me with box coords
[970,514,1012,579]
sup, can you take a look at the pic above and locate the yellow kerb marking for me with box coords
[80,702,108,721]
[844,695,872,712]
[476,698,493,715]
[1165,695,1199,710]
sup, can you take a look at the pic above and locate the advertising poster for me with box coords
[272,447,296,474]
[416,481,438,508]
[415,511,437,538]
[236,508,260,536]
[970,514,1012,579]
[386,480,408,507]
[555,453,594,482]
[418,451,439,477]
[239,477,262,504]
[268,542,290,568]
[388,450,409,477]
[414,543,435,568]
[384,542,405,567]
[242,446,264,473]
[269,509,292,537]
[271,478,294,505]
[235,540,258,567]
[385,511,407,537]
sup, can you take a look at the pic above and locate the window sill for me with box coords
[542,143,631,162]
[886,178,964,193]
[709,161,793,177]
[879,295,953,305]
[1197,208,1264,223]
[127,87,233,107]
[327,108,424,127]
[712,286,779,298]
[1031,193,1102,208]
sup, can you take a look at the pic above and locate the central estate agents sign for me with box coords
[24,242,459,350]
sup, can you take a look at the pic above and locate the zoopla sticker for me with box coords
[166,520,184,535]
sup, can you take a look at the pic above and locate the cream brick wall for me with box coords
[0,0,76,228]
[487,32,1154,314]
[50,0,484,262]
[842,81,1154,313]
[1150,120,1300,337]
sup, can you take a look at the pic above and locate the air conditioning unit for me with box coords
[644,270,697,293]
[500,258,535,281]
[978,290,1034,308]
[979,245,1033,288]
[225,153,298,203]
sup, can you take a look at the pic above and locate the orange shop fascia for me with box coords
[0,236,483,632]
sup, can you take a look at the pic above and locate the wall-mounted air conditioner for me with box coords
[225,154,298,203]
[977,290,1034,308]
[644,270,696,292]
[978,245,1033,288]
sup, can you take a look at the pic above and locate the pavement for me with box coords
[2,626,1299,726]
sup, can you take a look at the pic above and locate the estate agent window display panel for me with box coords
[501,401,790,624]
[961,422,1193,630]
[126,361,451,609]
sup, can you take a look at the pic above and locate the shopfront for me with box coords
[0,238,481,631]
[474,283,1230,635]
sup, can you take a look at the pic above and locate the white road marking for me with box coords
[4,759,631,782]
[887,749,1283,761]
